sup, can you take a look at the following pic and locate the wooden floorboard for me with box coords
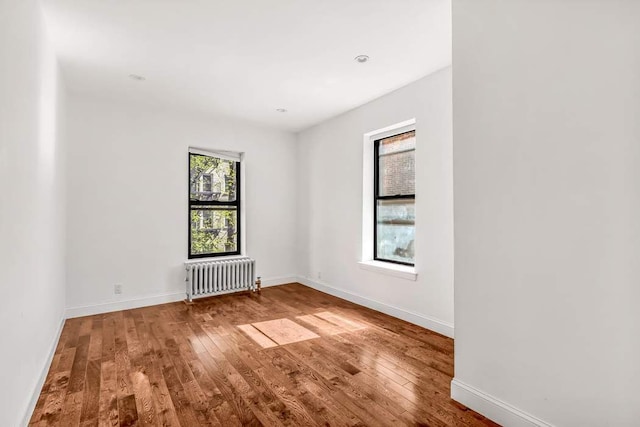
[29,283,498,426]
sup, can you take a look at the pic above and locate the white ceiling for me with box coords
[42,0,451,132]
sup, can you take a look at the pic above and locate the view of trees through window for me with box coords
[189,153,240,257]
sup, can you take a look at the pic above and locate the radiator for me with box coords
[185,257,257,302]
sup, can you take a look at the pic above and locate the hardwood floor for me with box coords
[29,283,498,426]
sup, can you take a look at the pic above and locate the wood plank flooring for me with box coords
[29,283,498,426]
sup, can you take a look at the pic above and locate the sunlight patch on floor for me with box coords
[237,323,279,348]
[238,318,319,347]
[238,311,366,348]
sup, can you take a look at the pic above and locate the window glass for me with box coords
[189,152,240,258]
[190,206,238,255]
[376,199,415,264]
[374,130,415,265]
[378,131,415,196]
[190,155,237,202]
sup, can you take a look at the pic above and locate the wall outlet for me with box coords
[317,271,322,280]
[114,284,122,294]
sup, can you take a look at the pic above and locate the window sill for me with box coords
[358,260,417,281]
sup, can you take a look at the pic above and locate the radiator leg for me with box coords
[185,272,193,302]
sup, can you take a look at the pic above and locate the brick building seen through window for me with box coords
[375,130,415,265]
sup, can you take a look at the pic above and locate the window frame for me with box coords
[373,130,416,266]
[188,152,242,259]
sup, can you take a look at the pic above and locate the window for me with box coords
[200,174,212,193]
[374,130,415,265]
[189,151,241,258]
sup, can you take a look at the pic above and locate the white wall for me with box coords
[296,68,454,336]
[65,94,298,315]
[452,1,640,425]
[0,0,67,425]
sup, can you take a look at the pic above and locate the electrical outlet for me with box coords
[114,284,122,294]
[317,271,322,280]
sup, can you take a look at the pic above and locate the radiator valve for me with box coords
[256,276,262,294]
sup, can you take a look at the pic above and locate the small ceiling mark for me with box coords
[129,74,146,81]
[354,55,370,63]
[276,108,287,113]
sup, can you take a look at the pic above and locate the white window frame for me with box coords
[360,119,418,281]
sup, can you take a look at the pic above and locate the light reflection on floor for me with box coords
[237,311,366,348]
[235,309,419,408]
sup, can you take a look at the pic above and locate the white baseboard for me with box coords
[451,378,554,427]
[65,292,185,318]
[22,314,65,426]
[296,276,454,338]
[260,275,298,287]
[65,276,296,318]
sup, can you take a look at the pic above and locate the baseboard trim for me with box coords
[65,276,295,318]
[451,378,554,427]
[260,275,298,287]
[66,292,185,318]
[22,314,65,426]
[297,276,454,338]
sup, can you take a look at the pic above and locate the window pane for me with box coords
[376,199,415,264]
[190,206,238,255]
[378,131,415,197]
[190,154,237,202]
